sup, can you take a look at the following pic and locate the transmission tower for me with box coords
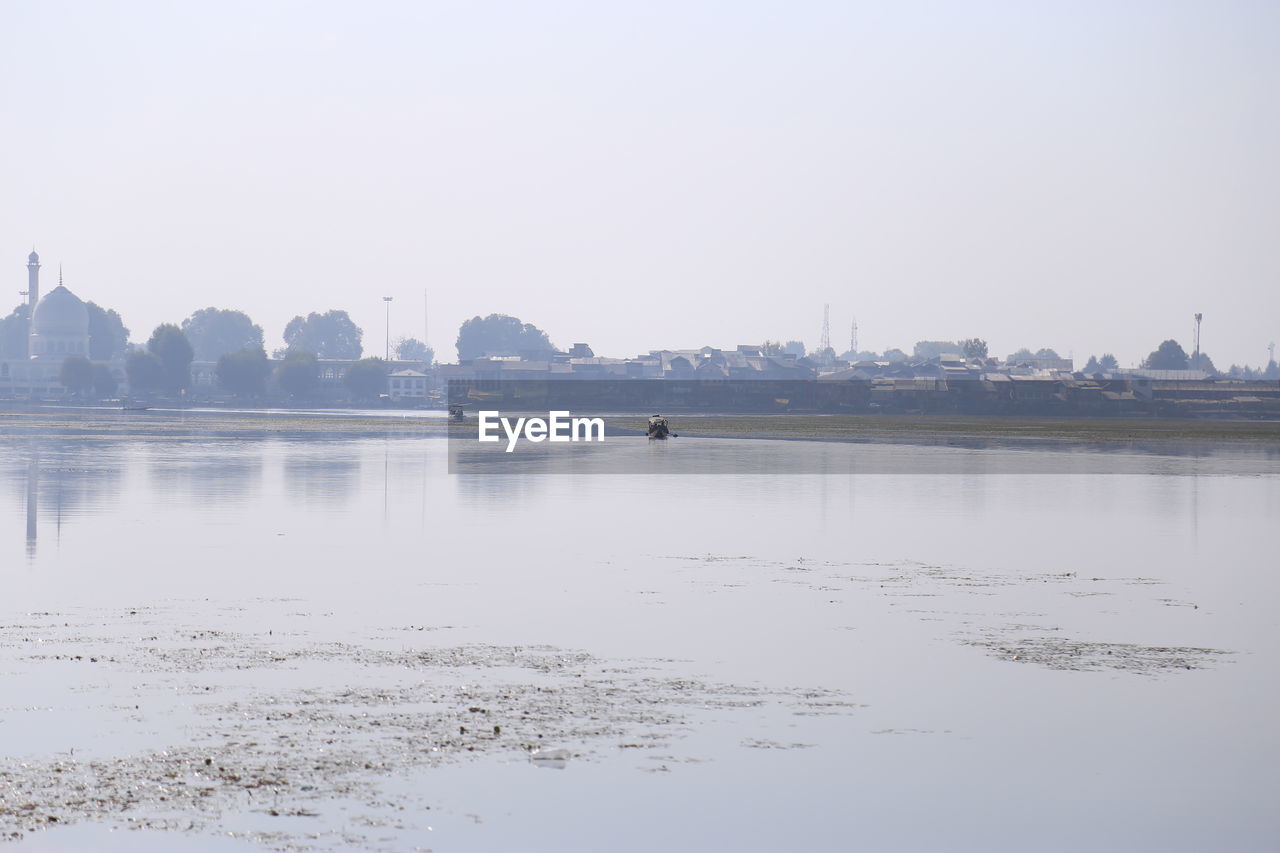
[849,317,858,357]
[1270,341,1276,364]
[820,303,831,362]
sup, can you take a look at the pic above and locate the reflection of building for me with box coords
[26,452,38,558]
[6,440,127,558]
[1,251,124,397]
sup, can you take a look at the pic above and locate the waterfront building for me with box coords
[0,251,125,397]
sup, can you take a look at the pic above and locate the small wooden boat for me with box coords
[647,415,675,439]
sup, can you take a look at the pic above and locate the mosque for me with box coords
[0,250,114,397]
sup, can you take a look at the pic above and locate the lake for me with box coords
[2,412,1278,851]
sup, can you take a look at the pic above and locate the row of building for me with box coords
[2,253,1276,415]
[0,251,114,397]
[0,252,436,401]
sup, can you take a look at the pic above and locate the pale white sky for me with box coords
[2,0,1277,366]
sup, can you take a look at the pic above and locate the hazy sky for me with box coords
[2,0,1277,366]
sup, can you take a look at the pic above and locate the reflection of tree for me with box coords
[284,448,361,507]
[144,443,264,504]
[453,471,548,508]
[0,440,124,516]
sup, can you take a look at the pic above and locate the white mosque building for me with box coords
[0,250,118,397]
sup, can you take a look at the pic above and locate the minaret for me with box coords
[25,250,41,360]
[27,249,40,307]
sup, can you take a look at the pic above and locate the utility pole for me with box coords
[383,296,393,361]
[1193,313,1203,370]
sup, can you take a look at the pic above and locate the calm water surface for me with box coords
[2,425,1278,852]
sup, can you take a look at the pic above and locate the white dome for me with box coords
[32,285,89,337]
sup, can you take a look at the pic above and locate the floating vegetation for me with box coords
[964,636,1231,674]
[660,553,1228,680]
[0,608,856,849]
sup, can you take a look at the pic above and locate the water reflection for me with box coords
[143,442,265,505]
[283,448,362,507]
[1,440,127,559]
[25,451,36,557]
[449,434,1280,476]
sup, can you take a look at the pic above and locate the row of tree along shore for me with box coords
[4,297,1279,408]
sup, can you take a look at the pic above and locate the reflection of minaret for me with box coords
[26,451,39,558]
[55,459,63,545]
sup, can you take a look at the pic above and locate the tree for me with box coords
[810,346,836,364]
[0,305,30,359]
[456,314,554,361]
[86,302,130,360]
[913,340,959,360]
[92,363,118,397]
[394,336,433,363]
[59,355,94,396]
[960,338,988,359]
[343,357,388,400]
[1264,359,1280,380]
[1142,340,1189,370]
[883,348,908,363]
[1035,348,1061,359]
[275,350,319,398]
[783,341,806,358]
[125,351,165,393]
[1083,353,1119,373]
[182,307,264,361]
[283,310,362,359]
[1007,348,1035,363]
[147,324,195,393]
[1190,352,1218,375]
[217,346,272,397]
[761,340,784,356]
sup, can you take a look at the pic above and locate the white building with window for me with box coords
[387,368,428,400]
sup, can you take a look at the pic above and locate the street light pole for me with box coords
[383,296,393,361]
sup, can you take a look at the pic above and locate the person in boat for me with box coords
[647,414,670,438]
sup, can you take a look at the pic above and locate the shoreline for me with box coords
[3,407,1278,446]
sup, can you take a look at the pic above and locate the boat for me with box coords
[647,414,675,439]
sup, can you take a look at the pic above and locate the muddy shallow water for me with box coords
[1,421,1278,851]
